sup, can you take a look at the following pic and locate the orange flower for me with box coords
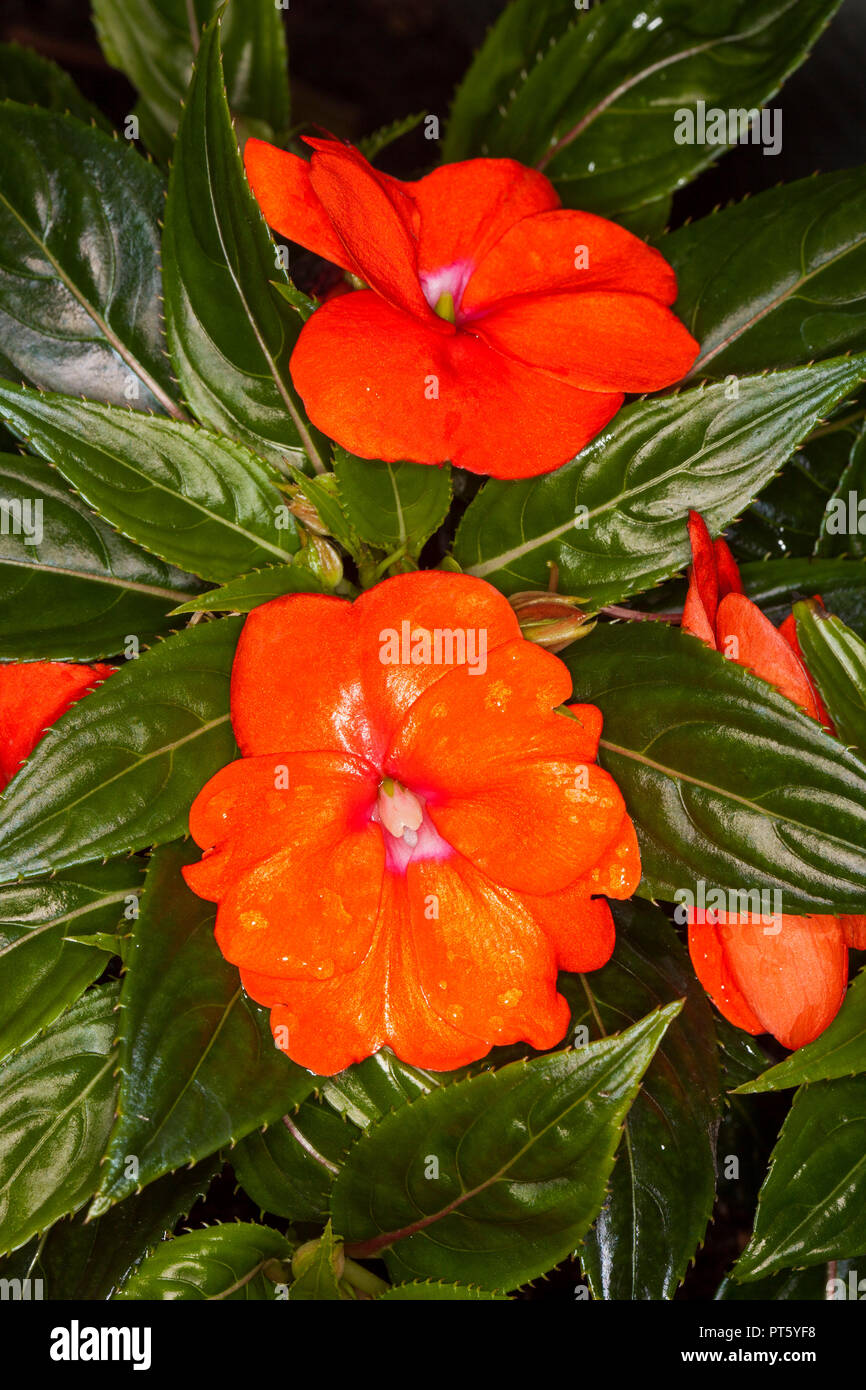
[244,136,699,479]
[681,511,864,1049]
[183,572,640,1075]
[0,661,111,791]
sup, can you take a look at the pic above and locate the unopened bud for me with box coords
[509,592,594,652]
[296,533,343,589]
[288,475,340,537]
[292,1237,345,1282]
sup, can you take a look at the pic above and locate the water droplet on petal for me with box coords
[314,958,335,980]
[239,911,268,932]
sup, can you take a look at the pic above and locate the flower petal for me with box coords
[715,592,822,719]
[428,758,627,895]
[213,825,385,982]
[474,290,699,392]
[463,208,679,316]
[354,570,521,748]
[410,158,559,280]
[389,639,580,789]
[682,511,718,647]
[289,290,622,477]
[842,914,866,949]
[518,887,616,972]
[230,593,378,761]
[714,535,743,599]
[243,138,353,270]
[183,750,378,901]
[306,139,434,321]
[0,661,111,788]
[385,854,570,1068]
[691,911,848,1050]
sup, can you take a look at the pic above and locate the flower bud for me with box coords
[295,533,343,589]
[508,591,595,652]
[288,475,340,537]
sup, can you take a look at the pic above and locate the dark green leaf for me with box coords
[665,169,866,381]
[562,621,866,912]
[453,356,866,606]
[443,0,841,221]
[163,18,324,471]
[731,427,856,562]
[332,1005,679,1290]
[0,43,109,127]
[231,1102,356,1221]
[740,557,866,637]
[0,104,178,413]
[0,453,202,659]
[735,969,866,1094]
[716,1017,771,1091]
[0,383,298,582]
[795,601,866,756]
[91,842,317,1214]
[0,984,118,1256]
[0,617,240,884]
[716,1266,829,1300]
[93,0,290,163]
[322,1050,450,1129]
[817,422,866,558]
[114,1223,294,1300]
[563,899,720,1300]
[334,450,452,557]
[171,563,323,615]
[0,859,141,1062]
[734,1076,866,1280]
[378,1281,510,1301]
[38,1157,221,1299]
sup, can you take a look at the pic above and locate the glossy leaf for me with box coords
[163,17,323,471]
[735,969,866,1094]
[795,601,866,756]
[231,1102,357,1222]
[333,450,452,556]
[443,0,842,220]
[37,1157,221,1299]
[563,899,720,1301]
[732,427,856,562]
[114,1223,294,1300]
[562,621,866,913]
[0,383,298,583]
[666,169,866,381]
[171,563,323,615]
[93,0,290,163]
[734,1076,866,1280]
[716,1266,829,1300]
[322,1050,449,1130]
[0,618,240,884]
[0,453,202,659]
[0,43,109,127]
[332,1006,679,1290]
[378,1281,509,1301]
[740,557,866,637]
[816,422,866,559]
[0,985,118,1256]
[453,355,866,606]
[91,842,317,1214]
[0,103,178,414]
[0,859,141,1063]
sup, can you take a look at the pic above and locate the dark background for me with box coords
[2,0,863,1301]
[3,0,866,226]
